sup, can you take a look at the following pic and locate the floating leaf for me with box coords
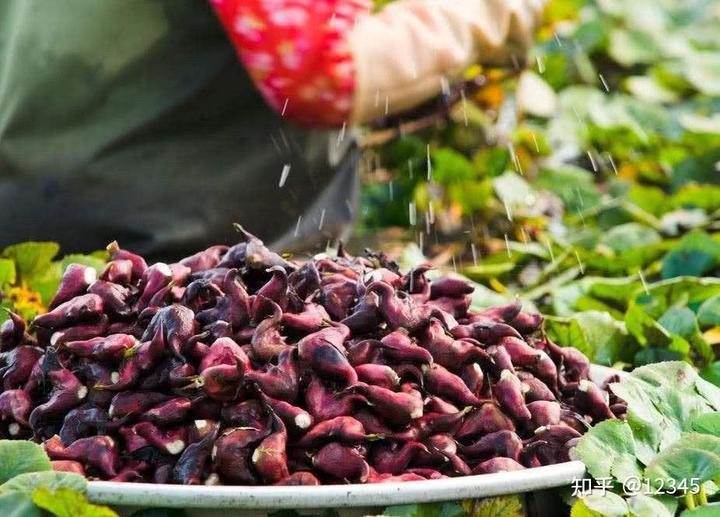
[0,441,51,484]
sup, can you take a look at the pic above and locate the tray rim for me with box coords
[86,461,587,509]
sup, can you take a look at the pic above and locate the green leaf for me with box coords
[545,311,630,365]
[2,242,60,279]
[645,434,720,485]
[691,412,720,436]
[535,165,601,213]
[683,52,720,96]
[599,223,661,254]
[573,491,628,517]
[609,362,720,464]
[624,305,689,358]
[463,262,516,280]
[661,231,720,279]
[658,307,697,339]
[608,28,661,67]
[672,185,720,212]
[32,487,117,517]
[626,494,677,517]
[681,502,720,516]
[701,362,720,387]
[26,261,62,306]
[1,471,86,494]
[0,441,51,484]
[574,419,639,480]
[0,491,41,517]
[672,148,720,191]
[431,148,477,184]
[492,172,534,207]
[633,347,684,367]
[0,259,16,286]
[698,295,720,328]
[471,495,525,517]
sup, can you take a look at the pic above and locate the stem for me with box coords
[699,484,708,506]
[686,492,696,511]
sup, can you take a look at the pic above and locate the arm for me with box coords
[210,0,544,128]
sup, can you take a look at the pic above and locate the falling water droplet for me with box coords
[504,234,512,258]
[503,199,513,222]
[384,96,389,115]
[408,202,417,226]
[554,32,563,47]
[471,243,479,266]
[426,145,432,181]
[508,143,523,175]
[574,250,585,274]
[279,164,291,187]
[598,73,610,92]
[388,181,394,201]
[318,209,326,231]
[451,255,457,272]
[587,150,598,172]
[428,203,435,225]
[425,213,430,234]
[336,122,346,147]
[638,269,649,295]
[294,215,303,237]
[536,56,545,74]
[531,132,540,153]
[607,154,618,175]
[281,98,289,117]
[408,159,414,180]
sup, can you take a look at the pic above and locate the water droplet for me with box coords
[574,250,585,275]
[281,98,289,117]
[426,144,432,181]
[607,154,618,175]
[638,269,649,295]
[598,74,610,92]
[503,199,513,222]
[504,234,512,258]
[536,56,545,74]
[388,181,394,201]
[471,243,479,266]
[587,150,598,172]
[318,209,326,231]
[294,216,302,237]
[408,202,417,226]
[279,164,291,187]
[336,122,346,147]
[531,132,540,153]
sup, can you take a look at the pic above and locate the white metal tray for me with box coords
[87,461,586,510]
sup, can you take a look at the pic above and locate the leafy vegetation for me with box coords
[572,362,720,515]
[359,0,720,376]
[0,242,106,323]
[0,441,115,516]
